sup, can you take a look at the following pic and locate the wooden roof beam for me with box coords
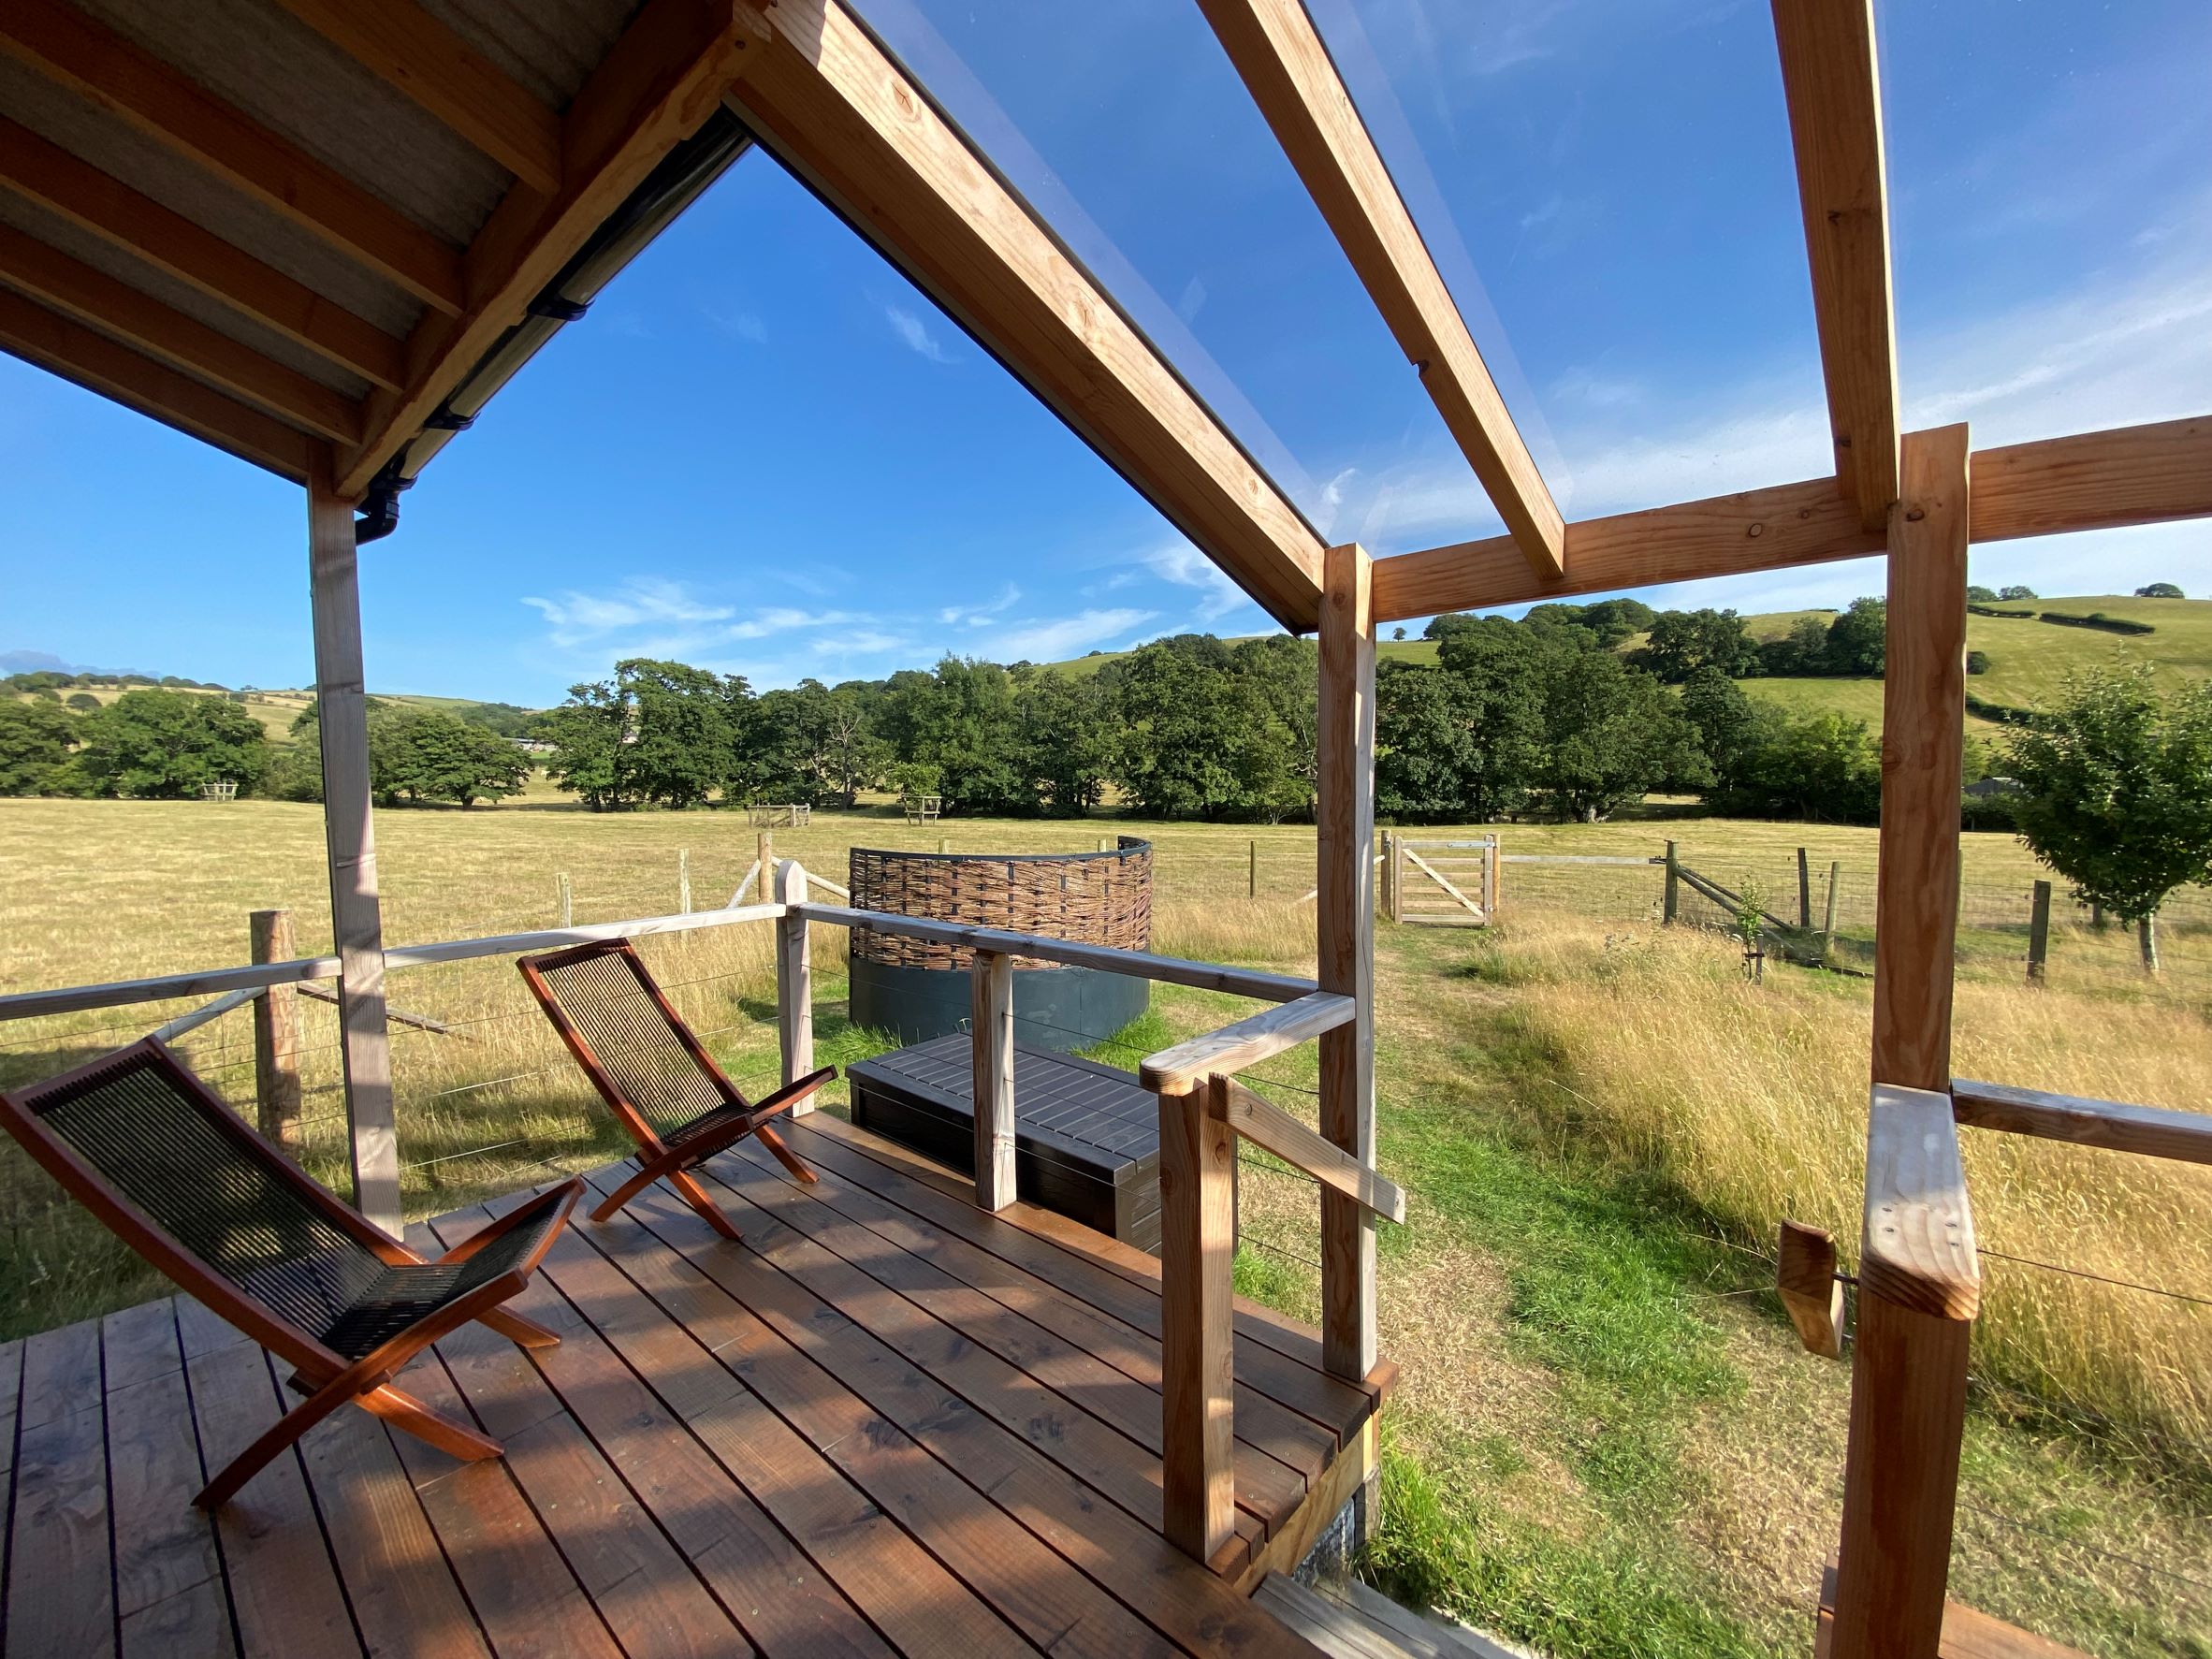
[338,0,766,496]
[266,0,563,194]
[726,0,1327,628]
[0,224,364,442]
[0,0,463,313]
[0,284,322,480]
[1772,0,1900,532]
[1199,0,1564,581]
[1368,414,2212,620]
[0,117,405,389]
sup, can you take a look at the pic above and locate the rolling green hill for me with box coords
[1046,594,2212,733]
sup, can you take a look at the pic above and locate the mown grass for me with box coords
[2,794,2209,1654]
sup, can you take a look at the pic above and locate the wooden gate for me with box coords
[1386,836,1495,925]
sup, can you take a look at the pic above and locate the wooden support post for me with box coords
[678,848,691,915]
[307,468,400,1236]
[1380,832,1396,924]
[1248,837,1259,898]
[1664,840,1681,924]
[1832,423,1973,1659]
[1798,846,1813,930]
[756,832,774,903]
[1486,835,1501,921]
[249,908,300,1153]
[2090,900,2105,931]
[970,949,1015,1211]
[1776,1219,1843,1359]
[557,871,572,927]
[1317,542,1377,1383]
[774,861,813,1100]
[939,836,950,854]
[1157,1074,1236,1564]
[2026,880,2051,985]
[1825,860,1842,957]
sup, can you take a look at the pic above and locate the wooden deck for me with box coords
[0,1113,1390,1658]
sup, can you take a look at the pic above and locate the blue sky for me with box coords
[4,0,2208,706]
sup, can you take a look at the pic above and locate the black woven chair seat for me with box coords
[317,1201,564,1361]
[663,1097,755,1152]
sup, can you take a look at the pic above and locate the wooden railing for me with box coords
[1796,1076,2212,1655]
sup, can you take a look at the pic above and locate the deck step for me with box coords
[1253,1574,1530,1659]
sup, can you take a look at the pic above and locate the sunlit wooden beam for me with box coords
[338,0,765,496]
[1199,0,1563,581]
[0,284,322,480]
[0,223,364,441]
[267,0,563,193]
[1772,0,1899,532]
[725,0,1327,628]
[1369,415,2212,621]
[0,0,463,313]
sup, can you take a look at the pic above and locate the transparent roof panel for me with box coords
[1876,0,2212,446]
[852,0,1838,562]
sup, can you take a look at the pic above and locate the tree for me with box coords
[1966,649,1991,676]
[64,692,100,711]
[1728,712,1883,822]
[1011,666,1110,814]
[1680,666,1782,795]
[1390,626,1406,641]
[68,689,268,797]
[0,699,79,793]
[1824,597,1887,676]
[1633,608,1758,681]
[1998,584,2037,602]
[2136,582,2185,599]
[1757,615,1835,677]
[1376,659,1539,822]
[1966,584,2000,603]
[369,708,530,806]
[541,683,625,809]
[1534,649,1707,820]
[618,659,744,808]
[2006,667,2212,970]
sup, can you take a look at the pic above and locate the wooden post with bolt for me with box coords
[1664,841,1681,924]
[250,908,301,1153]
[2027,880,2051,985]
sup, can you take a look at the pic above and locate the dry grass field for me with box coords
[1,790,2207,1656]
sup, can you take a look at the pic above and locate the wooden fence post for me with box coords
[970,949,1015,1210]
[1798,847,1813,930]
[1486,835,1501,920]
[557,872,572,927]
[1825,861,1842,958]
[2027,880,2051,985]
[1317,542,1377,1385]
[250,909,301,1152]
[1248,838,1258,898]
[1663,840,1680,924]
[308,465,399,1236]
[1157,1074,1235,1564]
[774,861,813,1099]
[1832,422,1974,1659]
[756,832,773,903]
[678,849,691,914]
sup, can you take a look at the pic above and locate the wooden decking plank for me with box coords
[720,1131,1335,1492]
[526,1222,1035,1659]
[380,1349,625,1659]
[294,1364,490,1658]
[118,1578,236,1658]
[544,1212,1088,1659]
[102,1303,232,1651]
[704,1142,1309,1535]
[16,1317,100,1433]
[172,1294,245,1361]
[427,1326,752,1659]
[0,1339,22,1488]
[183,1339,357,1657]
[608,1177,1327,1659]
[420,1223,893,1659]
[787,1115,1373,1437]
[6,1398,110,1659]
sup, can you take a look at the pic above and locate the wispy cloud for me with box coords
[939,584,1020,627]
[987,608,1157,662]
[1142,542,1250,624]
[885,304,953,363]
[704,305,767,345]
[724,607,856,641]
[521,578,735,648]
[819,629,911,656]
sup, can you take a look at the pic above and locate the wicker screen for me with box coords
[848,838,1152,970]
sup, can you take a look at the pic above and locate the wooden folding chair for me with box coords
[517,938,832,1239]
[0,1039,581,1511]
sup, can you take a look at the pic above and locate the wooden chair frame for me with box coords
[517,938,831,1240]
[0,1038,581,1510]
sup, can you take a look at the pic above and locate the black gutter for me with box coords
[357,109,755,544]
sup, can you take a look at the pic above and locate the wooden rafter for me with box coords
[1772,0,1899,531]
[0,284,322,480]
[0,0,463,313]
[725,0,1328,628]
[0,224,364,441]
[337,0,766,496]
[1368,414,2212,620]
[0,116,404,389]
[1199,0,1564,580]
[266,0,563,193]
